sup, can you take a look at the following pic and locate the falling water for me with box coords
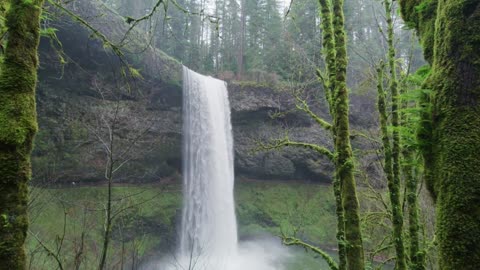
[145,67,288,270]
[180,66,238,267]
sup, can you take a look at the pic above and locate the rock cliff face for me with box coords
[33,1,377,185]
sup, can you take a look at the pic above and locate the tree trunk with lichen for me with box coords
[404,154,424,270]
[331,0,365,269]
[399,0,480,268]
[318,0,346,269]
[0,0,43,268]
[384,1,407,269]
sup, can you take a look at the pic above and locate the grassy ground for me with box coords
[236,181,336,245]
[26,181,337,269]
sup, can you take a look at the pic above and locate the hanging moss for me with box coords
[399,0,480,268]
[0,0,44,268]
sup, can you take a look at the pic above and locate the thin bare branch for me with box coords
[29,231,64,270]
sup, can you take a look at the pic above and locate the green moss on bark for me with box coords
[0,0,44,268]
[400,0,480,268]
[399,0,438,62]
[317,1,347,269]
[404,157,424,270]
[384,1,407,269]
[318,0,336,114]
[331,0,364,269]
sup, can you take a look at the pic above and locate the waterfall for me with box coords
[145,66,288,270]
[180,66,238,266]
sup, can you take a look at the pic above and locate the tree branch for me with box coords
[47,0,124,60]
[294,95,332,131]
[29,231,64,270]
[281,235,338,270]
[255,137,334,161]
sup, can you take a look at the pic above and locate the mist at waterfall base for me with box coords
[142,67,291,270]
[144,237,291,270]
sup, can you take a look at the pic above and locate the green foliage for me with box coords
[399,0,480,268]
[27,185,180,269]
[28,183,339,269]
[413,0,433,13]
[399,66,432,151]
[0,1,7,52]
[399,0,437,62]
[236,182,337,244]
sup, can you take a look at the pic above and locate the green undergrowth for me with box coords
[27,185,181,269]
[26,181,337,269]
[235,181,336,245]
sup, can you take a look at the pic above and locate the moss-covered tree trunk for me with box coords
[332,0,364,269]
[376,63,394,210]
[404,154,424,270]
[318,0,346,269]
[377,61,410,269]
[384,1,407,269]
[0,0,43,268]
[399,0,480,268]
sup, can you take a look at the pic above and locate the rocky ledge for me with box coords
[33,1,377,185]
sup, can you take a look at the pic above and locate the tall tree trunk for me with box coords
[399,0,480,268]
[331,0,365,269]
[318,1,346,269]
[384,1,407,269]
[404,153,424,270]
[98,173,113,270]
[0,0,44,268]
